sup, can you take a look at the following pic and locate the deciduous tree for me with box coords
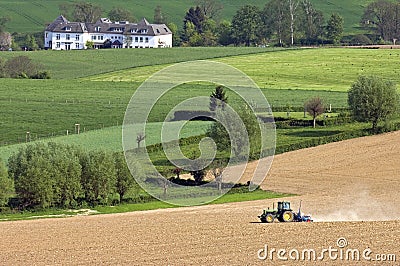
[195,0,223,19]
[326,13,344,44]
[362,0,400,42]
[0,160,13,207]
[301,0,324,44]
[81,151,116,205]
[231,5,262,46]
[154,5,167,24]
[108,7,136,22]
[348,76,399,130]
[305,97,324,128]
[167,22,181,46]
[5,56,43,78]
[114,152,139,201]
[218,20,233,45]
[72,2,103,23]
[0,31,11,50]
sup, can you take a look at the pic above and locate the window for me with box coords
[164,28,169,33]
[75,43,80,49]
[100,36,104,40]
[91,36,97,40]
[118,36,121,39]
[56,42,60,48]
[45,32,48,38]
[75,35,79,41]
[156,29,160,34]
[145,37,149,43]
[56,34,60,40]
[111,36,114,39]
[135,37,138,42]
[66,34,70,40]
[130,29,137,33]
[95,26,101,32]
[65,26,71,31]
[140,37,143,42]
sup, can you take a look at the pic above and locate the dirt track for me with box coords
[1,132,399,265]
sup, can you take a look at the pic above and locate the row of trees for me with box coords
[362,0,400,43]
[180,1,344,47]
[1,143,140,209]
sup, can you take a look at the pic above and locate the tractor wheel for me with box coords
[281,211,294,222]
[265,214,274,223]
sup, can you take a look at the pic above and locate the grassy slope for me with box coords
[0,0,374,33]
[0,47,272,79]
[88,48,400,92]
[0,121,213,163]
[218,48,400,91]
[3,47,400,147]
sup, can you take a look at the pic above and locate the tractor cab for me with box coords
[278,201,291,211]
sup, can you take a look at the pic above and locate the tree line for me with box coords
[0,142,140,210]
[1,0,399,50]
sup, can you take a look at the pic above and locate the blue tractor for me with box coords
[258,201,313,223]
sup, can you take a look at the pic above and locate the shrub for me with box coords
[0,160,14,207]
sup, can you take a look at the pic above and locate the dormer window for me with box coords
[65,26,71,31]
[141,29,147,34]
[95,26,101,32]
[156,29,160,34]
[130,29,137,33]
[164,28,169,32]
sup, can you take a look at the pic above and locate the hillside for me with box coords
[0,0,373,34]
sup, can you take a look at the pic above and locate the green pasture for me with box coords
[0,121,212,163]
[0,77,347,145]
[218,48,400,91]
[87,48,400,92]
[0,47,274,79]
[1,47,399,164]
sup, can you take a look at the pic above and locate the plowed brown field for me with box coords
[1,131,399,265]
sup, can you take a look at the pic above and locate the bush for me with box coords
[351,34,372,45]
[0,160,14,207]
[1,56,50,79]
[8,143,83,209]
[30,71,51,79]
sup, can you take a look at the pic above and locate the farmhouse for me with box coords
[44,16,172,50]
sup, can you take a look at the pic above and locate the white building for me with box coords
[44,16,172,50]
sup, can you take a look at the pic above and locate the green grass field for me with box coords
[0,121,212,163]
[2,47,398,148]
[218,48,400,91]
[87,48,400,92]
[0,47,273,79]
[0,0,374,34]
